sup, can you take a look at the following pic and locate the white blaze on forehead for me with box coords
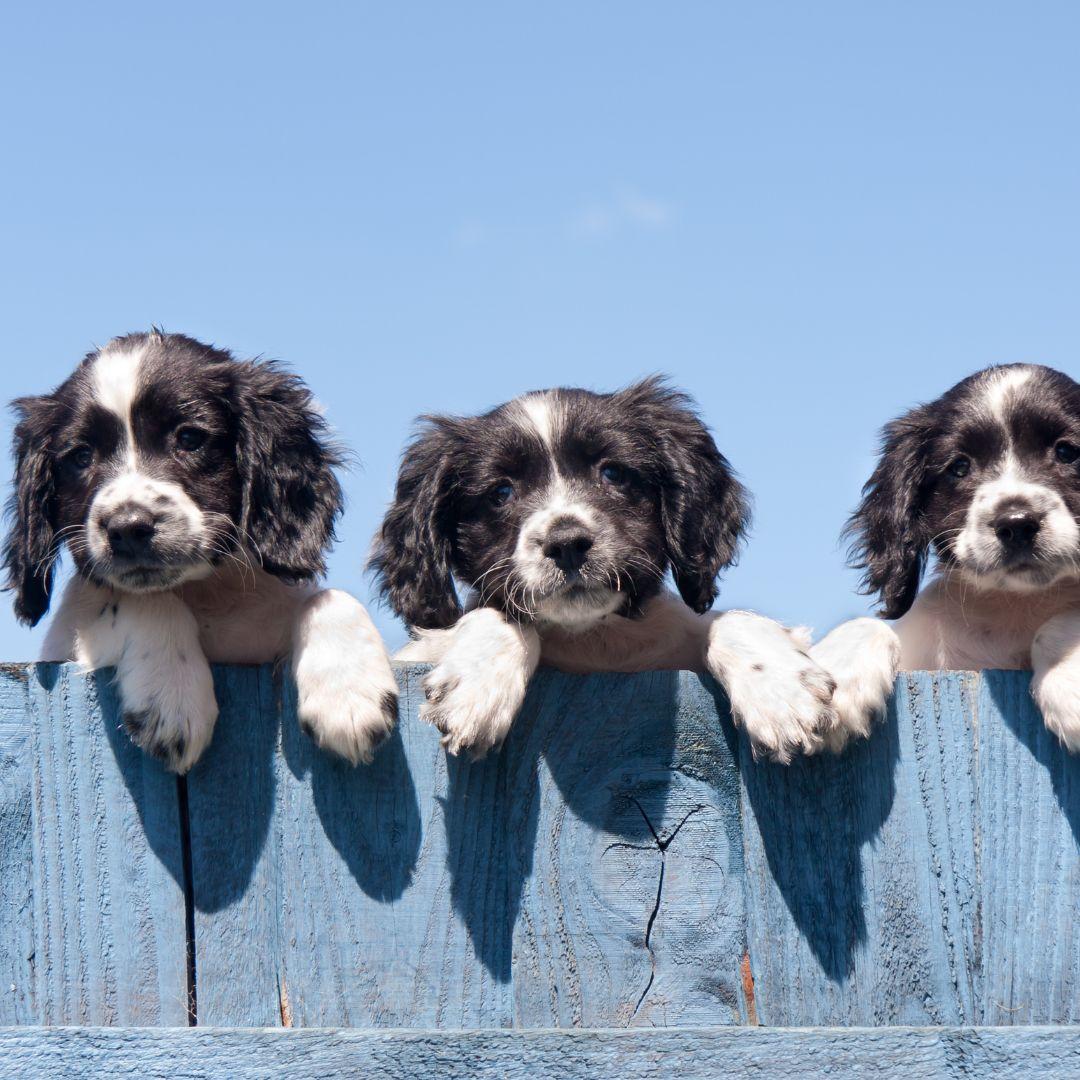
[92,342,145,457]
[514,393,559,450]
[982,367,1033,424]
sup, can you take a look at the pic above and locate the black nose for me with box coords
[105,509,158,559]
[993,509,1042,554]
[543,527,594,572]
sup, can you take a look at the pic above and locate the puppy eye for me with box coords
[175,427,208,452]
[600,463,627,485]
[69,446,94,470]
[1055,441,1080,464]
[488,482,514,507]
[947,456,971,478]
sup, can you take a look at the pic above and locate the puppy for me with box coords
[370,377,839,762]
[4,330,397,772]
[814,363,1080,752]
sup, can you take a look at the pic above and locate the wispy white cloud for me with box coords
[570,188,675,238]
[451,188,675,249]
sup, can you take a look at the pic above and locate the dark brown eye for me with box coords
[600,463,627,485]
[1055,441,1079,464]
[488,482,514,507]
[948,456,971,478]
[176,427,208,452]
[70,446,93,470]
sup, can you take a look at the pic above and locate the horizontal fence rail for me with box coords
[0,663,1078,1032]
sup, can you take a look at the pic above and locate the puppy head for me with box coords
[4,330,342,625]
[371,376,749,631]
[847,364,1080,618]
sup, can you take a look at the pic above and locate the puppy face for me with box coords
[848,364,1080,618]
[5,330,343,625]
[372,377,750,631]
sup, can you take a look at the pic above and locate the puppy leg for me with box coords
[705,610,836,763]
[1031,611,1080,752]
[810,617,901,752]
[292,589,399,765]
[421,607,540,758]
[74,587,218,773]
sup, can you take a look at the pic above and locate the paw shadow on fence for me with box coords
[92,667,188,894]
[441,668,681,984]
[717,680,900,985]
[985,670,1079,846]
[279,674,422,904]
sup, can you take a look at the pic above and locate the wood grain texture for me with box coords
[741,669,1080,1027]
[186,667,744,1028]
[1,1026,1079,1080]
[15,663,1080,1030]
[26,665,188,1025]
[977,671,1079,1024]
[0,667,33,1023]
[740,672,982,1026]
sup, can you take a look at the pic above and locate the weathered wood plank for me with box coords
[26,665,188,1025]
[740,671,984,1026]
[510,671,744,1027]
[0,667,33,1023]
[184,665,282,1026]
[977,671,1080,1024]
[1,1026,1079,1080]
[187,667,745,1028]
[18,664,1080,1029]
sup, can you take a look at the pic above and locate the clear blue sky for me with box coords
[2,3,1078,658]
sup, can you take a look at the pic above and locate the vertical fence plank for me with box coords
[740,671,981,1026]
[185,666,282,1026]
[26,664,188,1025]
[187,666,745,1028]
[273,664,505,1028]
[977,671,1080,1024]
[0,666,33,1023]
[511,670,744,1027]
[17,661,1080,1030]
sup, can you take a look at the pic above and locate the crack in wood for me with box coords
[627,798,707,1020]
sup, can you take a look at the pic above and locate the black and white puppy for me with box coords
[814,363,1080,752]
[5,330,397,772]
[371,377,841,761]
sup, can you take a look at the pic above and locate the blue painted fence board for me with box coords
[2,663,1078,1030]
[0,666,32,1024]
[185,667,744,1029]
[25,666,188,1025]
[1,1026,1079,1080]
[740,672,984,1025]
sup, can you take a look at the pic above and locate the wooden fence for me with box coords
[0,662,1077,1076]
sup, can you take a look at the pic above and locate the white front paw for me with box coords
[1032,666,1080,753]
[293,590,399,765]
[810,618,900,753]
[295,656,398,765]
[119,653,218,774]
[420,609,537,759]
[707,611,836,763]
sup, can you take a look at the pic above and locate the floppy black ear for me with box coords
[617,378,751,614]
[234,361,344,582]
[369,419,463,630]
[4,396,62,626]
[844,406,935,619]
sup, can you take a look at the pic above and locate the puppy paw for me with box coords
[419,608,538,758]
[707,611,836,763]
[293,590,399,764]
[119,654,218,774]
[1032,665,1080,753]
[810,618,900,753]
